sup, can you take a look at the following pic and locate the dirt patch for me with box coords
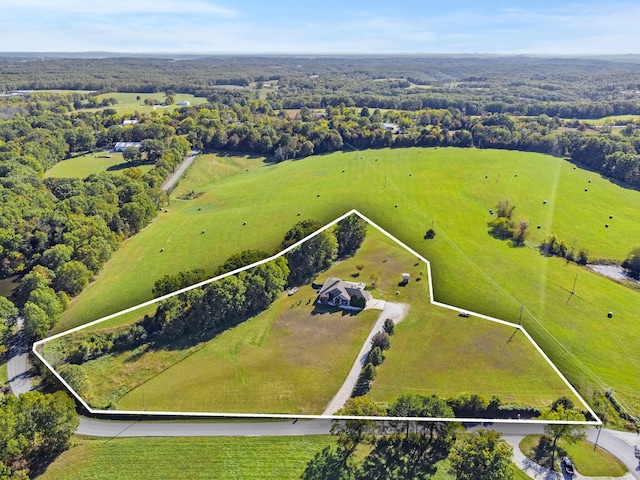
[588,264,638,283]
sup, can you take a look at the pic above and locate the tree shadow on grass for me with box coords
[106,159,154,172]
[311,304,361,317]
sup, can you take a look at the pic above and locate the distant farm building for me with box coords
[114,142,142,152]
[176,101,190,106]
[121,119,138,126]
[317,277,372,310]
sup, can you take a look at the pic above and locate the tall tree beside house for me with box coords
[335,214,368,259]
[285,229,338,287]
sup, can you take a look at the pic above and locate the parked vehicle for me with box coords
[561,456,575,475]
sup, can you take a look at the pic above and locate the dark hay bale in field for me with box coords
[198,208,201,211]
[605,224,609,228]
[537,225,541,229]
[297,212,301,216]
[609,215,613,219]
[607,312,613,318]
[489,209,494,215]
[317,194,320,197]
[409,173,412,176]
[514,174,518,177]
[585,188,588,192]
[160,248,164,252]
[485,175,488,179]
[395,204,398,208]
[543,200,547,204]
[243,222,246,226]
[588,180,591,183]
[201,230,205,234]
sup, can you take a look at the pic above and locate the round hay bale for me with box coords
[201,230,205,234]
[543,200,547,204]
[588,180,591,183]
[585,188,588,192]
[514,174,518,177]
[316,194,320,197]
[605,224,609,228]
[609,215,613,219]
[537,225,541,229]
[485,175,488,179]
[243,222,246,226]
[160,248,164,252]
[607,312,613,318]
[297,212,301,216]
[489,209,494,215]
[395,204,398,208]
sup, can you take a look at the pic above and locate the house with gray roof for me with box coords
[317,277,372,310]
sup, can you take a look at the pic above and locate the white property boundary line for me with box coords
[32,209,601,426]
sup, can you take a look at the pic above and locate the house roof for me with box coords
[318,277,372,301]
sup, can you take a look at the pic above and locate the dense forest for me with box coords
[1,55,639,476]
[1,56,640,353]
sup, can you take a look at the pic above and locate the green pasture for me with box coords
[54,224,580,414]
[519,434,627,476]
[37,435,333,480]
[91,92,208,115]
[580,114,640,125]
[56,147,640,413]
[44,152,154,179]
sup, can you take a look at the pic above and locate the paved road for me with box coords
[472,423,640,479]
[8,312,640,477]
[7,317,34,396]
[162,150,200,192]
[77,417,334,437]
[322,302,408,415]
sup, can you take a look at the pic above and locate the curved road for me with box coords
[7,313,640,477]
[7,317,34,396]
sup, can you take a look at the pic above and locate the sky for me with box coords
[2,0,639,55]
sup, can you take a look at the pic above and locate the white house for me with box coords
[317,277,372,309]
[114,142,142,152]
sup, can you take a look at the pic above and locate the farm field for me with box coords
[55,147,640,414]
[37,435,334,480]
[44,152,154,179]
[92,92,208,115]
[48,222,582,415]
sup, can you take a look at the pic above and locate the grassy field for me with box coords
[91,92,208,115]
[45,152,154,179]
[54,147,640,413]
[49,223,581,414]
[37,435,333,480]
[519,434,627,476]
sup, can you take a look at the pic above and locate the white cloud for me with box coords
[4,0,239,18]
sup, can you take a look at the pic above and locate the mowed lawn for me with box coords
[117,289,379,414]
[55,147,640,412]
[45,152,154,179]
[38,435,333,480]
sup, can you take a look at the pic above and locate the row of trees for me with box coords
[303,394,514,480]
[302,393,588,479]
[51,215,368,390]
